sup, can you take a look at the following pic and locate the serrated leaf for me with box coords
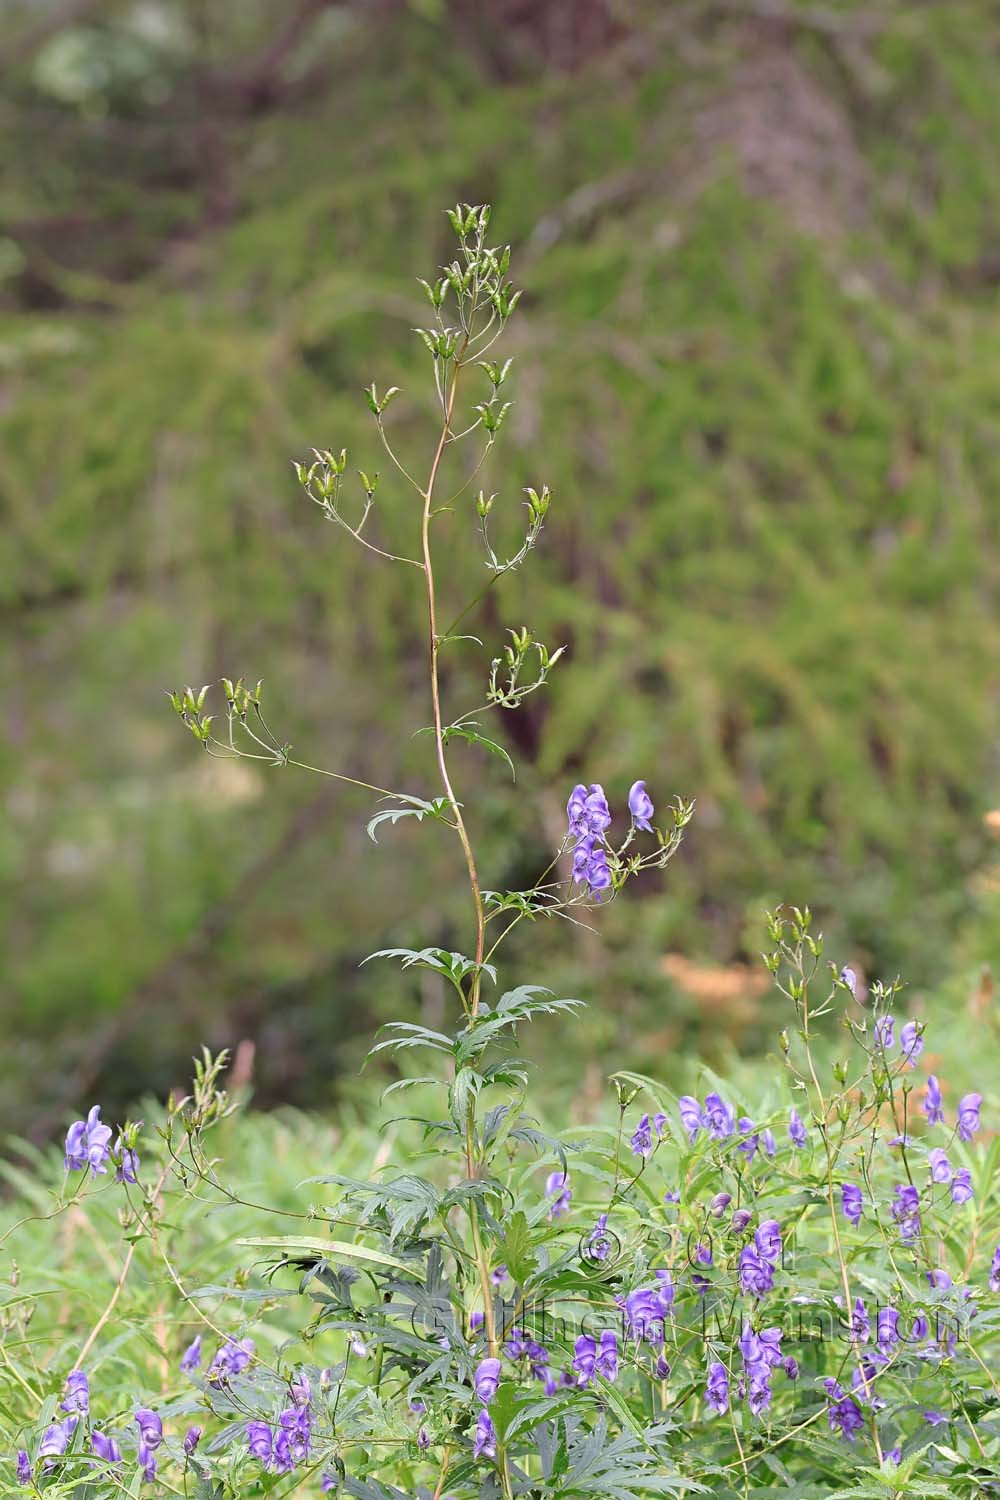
[496,1209,537,1284]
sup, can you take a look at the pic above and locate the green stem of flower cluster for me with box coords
[419,341,512,1498]
[419,342,487,1021]
[799,979,884,1467]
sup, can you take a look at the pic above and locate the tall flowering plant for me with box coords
[6,206,1000,1499]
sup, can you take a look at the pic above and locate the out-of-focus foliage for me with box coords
[3,0,1000,1134]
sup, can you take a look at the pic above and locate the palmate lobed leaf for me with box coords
[455,988,584,1062]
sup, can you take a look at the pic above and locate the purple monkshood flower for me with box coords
[910,1313,929,1341]
[628,780,655,831]
[746,1371,773,1416]
[663,1187,680,1203]
[90,1431,123,1466]
[693,1241,713,1266]
[852,1357,884,1409]
[16,1450,31,1485]
[567,783,600,838]
[180,1335,202,1373]
[705,1362,729,1414]
[740,1322,783,1415]
[469,1310,484,1334]
[278,1402,312,1467]
[951,1168,974,1205]
[709,1192,732,1217]
[655,1353,671,1379]
[924,1410,948,1427]
[841,1183,863,1227]
[739,1322,782,1375]
[739,1245,775,1297]
[568,783,611,837]
[587,1214,613,1262]
[39,1415,78,1463]
[418,1427,430,1451]
[678,1096,703,1144]
[957,1093,982,1144]
[703,1092,736,1140]
[570,833,591,878]
[630,1113,654,1158]
[573,837,612,897]
[567,785,613,897]
[877,1307,900,1351]
[756,1328,784,1370]
[114,1133,140,1184]
[474,1358,502,1403]
[737,1117,760,1161]
[596,1330,619,1381]
[900,1019,924,1067]
[891,1183,921,1240]
[824,1379,865,1440]
[64,1105,113,1176]
[183,1427,202,1456]
[731,1207,753,1232]
[874,1014,895,1049]
[929,1148,952,1183]
[571,1335,596,1386]
[783,1356,799,1380]
[504,1327,529,1359]
[134,1410,163,1452]
[208,1336,254,1382]
[545,1170,572,1218]
[273,1428,294,1476]
[923,1076,945,1126]
[849,1297,870,1342]
[789,1107,808,1149]
[655,1267,676,1293]
[990,1246,1000,1293]
[61,1370,89,1414]
[321,1473,337,1492]
[621,1278,673,1342]
[583,784,611,832]
[585,851,612,896]
[473,1409,497,1460]
[761,1127,776,1158]
[754,1220,782,1264]
[620,1290,661,1343]
[490,1264,508,1287]
[839,967,858,996]
[247,1421,273,1464]
[927,1268,953,1291]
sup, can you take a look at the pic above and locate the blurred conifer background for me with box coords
[3,0,1000,1136]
